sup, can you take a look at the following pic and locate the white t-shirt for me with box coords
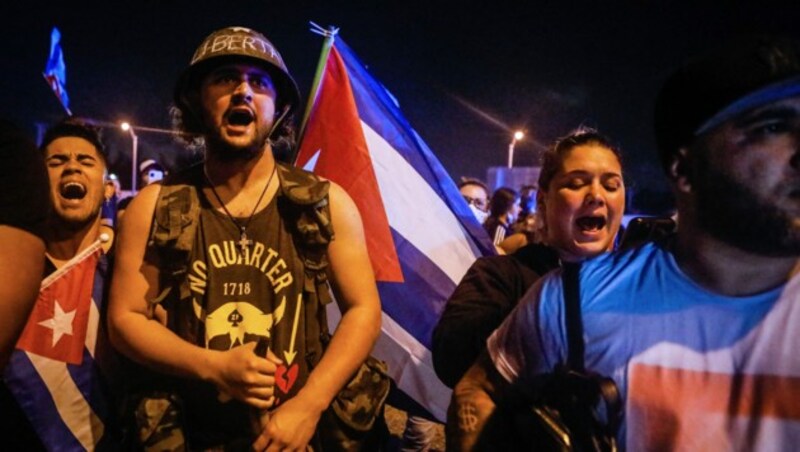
[488,242,800,450]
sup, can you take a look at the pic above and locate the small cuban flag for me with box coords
[5,239,118,450]
[16,248,96,364]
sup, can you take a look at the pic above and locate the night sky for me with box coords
[2,1,799,212]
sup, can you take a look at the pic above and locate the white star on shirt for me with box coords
[38,300,76,347]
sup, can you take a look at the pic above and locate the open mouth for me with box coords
[60,181,87,200]
[575,215,606,233]
[227,109,254,127]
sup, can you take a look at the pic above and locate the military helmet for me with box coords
[173,26,300,116]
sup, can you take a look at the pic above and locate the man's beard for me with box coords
[205,126,270,162]
[694,157,800,257]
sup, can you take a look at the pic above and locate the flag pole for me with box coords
[293,22,339,164]
[40,235,107,289]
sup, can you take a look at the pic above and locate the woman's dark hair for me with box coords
[40,117,107,162]
[537,126,622,192]
[489,187,519,218]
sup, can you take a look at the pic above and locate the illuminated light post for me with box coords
[507,130,525,168]
[120,121,139,193]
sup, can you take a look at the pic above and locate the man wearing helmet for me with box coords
[109,27,381,450]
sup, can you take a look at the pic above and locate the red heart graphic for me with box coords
[275,363,299,394]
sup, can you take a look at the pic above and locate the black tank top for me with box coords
[181,187,311,445]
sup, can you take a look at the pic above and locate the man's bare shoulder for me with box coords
[326,181,355,208]
[126,184,161,218]
[325,182,362,228]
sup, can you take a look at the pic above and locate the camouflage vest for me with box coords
[144,162,390,450]
[148,161,334,369]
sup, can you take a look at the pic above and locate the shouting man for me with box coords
[108,26,381,450]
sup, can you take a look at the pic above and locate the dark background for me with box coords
[2,1,799,212]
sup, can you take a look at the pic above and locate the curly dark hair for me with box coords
[537,126,622,192]
[40,117,107,163]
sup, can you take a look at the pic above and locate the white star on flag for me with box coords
[38,299,76,347]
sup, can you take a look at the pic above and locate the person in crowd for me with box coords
[499,186,540,253]
[449,36,800,450]
[100,173,120,243]
[433,127,625,388]
[511,184,537,233]
[1,117,118,449]
[458,177,490,224]
[102,173,120,222]
[483,187,520,246]
[116,159,166,221]
[108,26,381,450]
[0,120,48,371]
[38,119,113,267]
[138,158,166,186]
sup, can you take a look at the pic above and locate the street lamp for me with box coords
[507,130,525,168]
[120,122,139,193]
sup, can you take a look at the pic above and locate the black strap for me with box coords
[562,262,584,372]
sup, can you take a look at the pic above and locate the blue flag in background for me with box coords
[43,27,71,115]
[297,36,496,421]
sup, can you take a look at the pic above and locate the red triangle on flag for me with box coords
[16,251,98,365]
[298,46,403,283]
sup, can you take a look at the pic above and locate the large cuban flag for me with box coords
[5,240,116,451]
[296,35,495,421]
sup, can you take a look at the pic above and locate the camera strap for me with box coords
[562,262,584,371]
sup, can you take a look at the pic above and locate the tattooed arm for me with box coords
[447,351,514,451]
